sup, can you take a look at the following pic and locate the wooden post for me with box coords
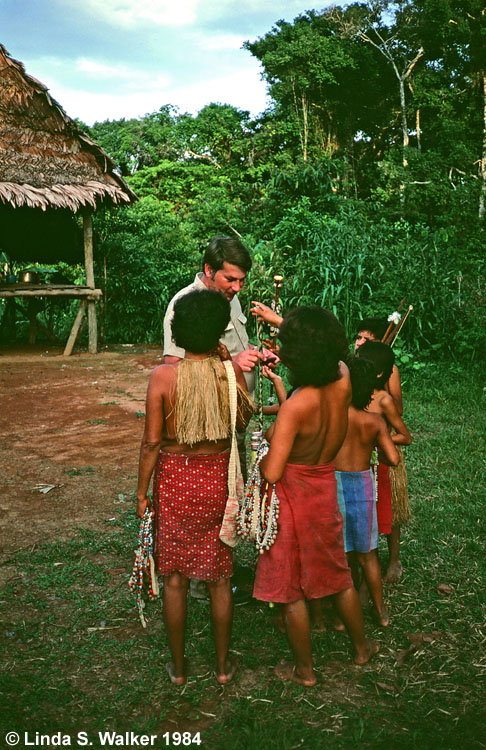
[63,300,87,356]
[83,213,98,354]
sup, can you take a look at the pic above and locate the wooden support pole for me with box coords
[83,212,98,354]
[63,299,87,356]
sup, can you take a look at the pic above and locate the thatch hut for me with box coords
[0,43,137,353]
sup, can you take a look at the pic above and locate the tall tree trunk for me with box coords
[416,109,421,152]
[301,93,308,162]
[479,72,486,222]
[399,76,409,166]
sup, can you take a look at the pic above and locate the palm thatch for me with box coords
[0,44,137,213]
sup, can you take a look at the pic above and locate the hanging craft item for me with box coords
[237,279,284,553]
[370,447,379,503]
[128,508,159,628]
[237,440,280,553]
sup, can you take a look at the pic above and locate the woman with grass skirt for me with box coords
[136,289,254,686]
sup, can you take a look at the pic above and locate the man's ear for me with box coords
[203,263,213,279]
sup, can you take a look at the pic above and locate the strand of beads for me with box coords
[128,508,159,628]
[237,439,280,553]
[371,447,379,503]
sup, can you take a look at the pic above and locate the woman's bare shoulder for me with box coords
[149,363,178,388]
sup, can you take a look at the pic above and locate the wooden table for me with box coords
[0,283,102,355]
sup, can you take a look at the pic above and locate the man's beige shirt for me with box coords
[163,273,255,396]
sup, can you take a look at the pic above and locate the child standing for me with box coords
[355,318,409,582]
[334,357,399,626]
[253,307,379,686]
[356,341,412,588]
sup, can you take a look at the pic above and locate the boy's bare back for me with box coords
[334,406,398,472]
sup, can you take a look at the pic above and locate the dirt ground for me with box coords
[0,344,162,578]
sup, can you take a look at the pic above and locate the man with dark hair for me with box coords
[163,236,259,392]
[163,236,260,600]
[253,307,379,686]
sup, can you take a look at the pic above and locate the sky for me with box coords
[0,0,336,126]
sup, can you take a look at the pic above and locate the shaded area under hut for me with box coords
[0,44,137,354]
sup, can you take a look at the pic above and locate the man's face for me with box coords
[204,261,246,301]
[354,330,377,352]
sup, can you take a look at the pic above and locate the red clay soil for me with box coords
[0,345,162,570]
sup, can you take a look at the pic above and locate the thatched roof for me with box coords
[0,44,137,212]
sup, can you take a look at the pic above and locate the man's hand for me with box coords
[261,346,280,369]
[233,348,262,372]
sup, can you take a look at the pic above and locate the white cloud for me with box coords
[43,63,269,124]
[75,58,171,90]
[191,32,244,52]
[78,0,199,28]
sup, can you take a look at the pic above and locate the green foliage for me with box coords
[245,200,484,360]
[93,197,199,343]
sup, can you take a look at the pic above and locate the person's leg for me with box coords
[357,550,389,626]
[332,586,380,665]
[347,551,361,589]
[163,572,190,685]
[275,599,316,686]
[206,577,235,683]
[308,598,326,632]
[384,524,403,583]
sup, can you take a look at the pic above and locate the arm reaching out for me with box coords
[250,301,283,328]
[262,365,287,405]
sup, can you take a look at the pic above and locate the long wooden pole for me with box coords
[63,300,88,356]
[83,213,98,354]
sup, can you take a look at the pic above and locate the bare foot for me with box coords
[354,639,380,666]
[311,621,326,633]
[216,657,238,684]
[384,560,403,584]
[165,662,187,686]
[274,660,316,687]
[332,613,346,633]
[372,605,390,627]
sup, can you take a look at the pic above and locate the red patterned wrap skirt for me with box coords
[253,462,353,604]
[152,451,233,581]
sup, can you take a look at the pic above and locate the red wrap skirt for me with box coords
[253,462,353,603]
[376,462,393,535]
[152,451,233,581]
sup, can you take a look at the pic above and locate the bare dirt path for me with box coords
[0,345,162,573]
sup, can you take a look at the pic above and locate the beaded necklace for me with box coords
[128,509,159,627]
[237,440,280,552]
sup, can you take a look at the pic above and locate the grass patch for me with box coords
[1,367,484,749]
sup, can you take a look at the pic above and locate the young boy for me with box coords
[253,307,379,687]
[356,341,412,587]
[334,357,400,627]
[355,318,408,583]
